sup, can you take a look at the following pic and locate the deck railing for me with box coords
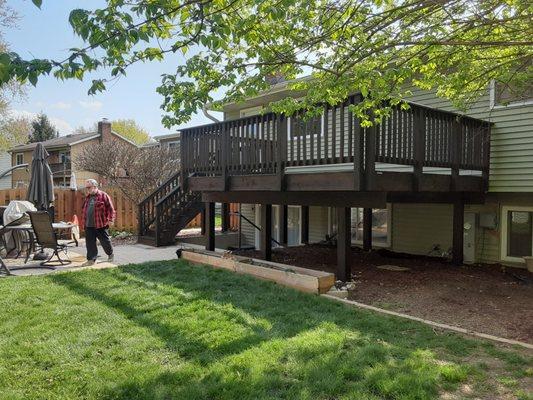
[180,97,491,184]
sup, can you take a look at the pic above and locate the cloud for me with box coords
[9,109,74,135]
[78,100,103,111]
[50,101,72,110]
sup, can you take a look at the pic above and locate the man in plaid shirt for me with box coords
[81,179,116,266]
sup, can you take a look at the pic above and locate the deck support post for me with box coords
[221,203,230,232]
[336,207,351,282]
[279,205,288,245]
[452,199,464,265]
[363,207,372,251]
[301,205,309,244]
[205,202,215,251]
[260,204,272,261]
[200,207,206,235]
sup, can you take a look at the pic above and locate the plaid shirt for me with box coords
[81,189,116,229]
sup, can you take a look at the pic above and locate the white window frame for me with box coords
[327,204,392,248]
[500,205,533,264]
[489,80,533,110]
[15,153,24,165]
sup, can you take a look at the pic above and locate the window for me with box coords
[501,206,533,262]
[15,153,23,165]
[58,152,70,164]
[491,79,533,108]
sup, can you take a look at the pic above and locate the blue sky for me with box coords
[4,1,217,137]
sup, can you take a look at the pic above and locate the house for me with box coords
[138,79,533,276]
[146,132,181,159]
[0,151,13,189]
[9,119,138,189]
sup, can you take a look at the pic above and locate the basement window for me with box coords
[501,206,533,263]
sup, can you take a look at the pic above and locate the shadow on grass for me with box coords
[50,260,480,400]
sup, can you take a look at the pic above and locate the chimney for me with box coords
[265,71,285,86]
[98,118,112,142]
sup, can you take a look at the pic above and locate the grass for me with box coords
[0,260,531,400]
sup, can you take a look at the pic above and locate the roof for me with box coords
[152,132,181,142]
[9,132,100,152]
[9,129,141,152]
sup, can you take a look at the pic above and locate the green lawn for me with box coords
[0,260,531,400]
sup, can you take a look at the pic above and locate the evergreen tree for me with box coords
[29,113,58,143]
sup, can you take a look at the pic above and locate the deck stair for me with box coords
[138,172,203,246]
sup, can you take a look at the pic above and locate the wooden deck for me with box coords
[180,97,491,197]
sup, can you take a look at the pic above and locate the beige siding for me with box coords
[406,88,533,193]
[391,203,453,256]
[240,203,256,247]
[309,206,329,243]
[464,203,501,264]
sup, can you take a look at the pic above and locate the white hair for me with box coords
[85,179,98,187]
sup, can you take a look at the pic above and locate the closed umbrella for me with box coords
[27,143,55,210]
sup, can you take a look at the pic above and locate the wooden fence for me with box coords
[0,188,238,232]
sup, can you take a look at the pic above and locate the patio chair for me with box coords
[28,211,73,267]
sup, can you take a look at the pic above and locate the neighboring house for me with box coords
[9,119,138,189]
[0,151,13,189]
[147,132,181,159]
[139,79,533,275]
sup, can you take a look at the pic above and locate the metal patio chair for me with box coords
[28,211,74,267]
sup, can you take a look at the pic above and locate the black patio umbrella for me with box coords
[26,142,55,211]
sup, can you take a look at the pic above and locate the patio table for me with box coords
[0,222,79,276]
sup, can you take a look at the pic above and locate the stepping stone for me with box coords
[376,264,410,272]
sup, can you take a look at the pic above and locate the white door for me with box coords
[287,206,301,246]
[463,212,476,264]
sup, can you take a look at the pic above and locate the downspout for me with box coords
[202,105,220,123]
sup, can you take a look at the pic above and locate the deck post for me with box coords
[221,203,230,232]
[260,204,272,261]
[336,207,351,281]
[277,115,287,191]
[452,199,464,265]
[205,202,215,251]
[200,207,206,235]
[301,205,309,244]
[364,124,377,191]
[363,207,372,251]
[279,205,288,245]
[413,107,426,191]
[450,119,461,191]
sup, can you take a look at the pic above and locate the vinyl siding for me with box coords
[240,203,256,247]
[0,152,11,189]
[391,203,453,256]
[406,88,533,193]
[309,206,329,243]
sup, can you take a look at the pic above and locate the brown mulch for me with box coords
[234,244,533,343]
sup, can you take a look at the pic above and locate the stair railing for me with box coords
[154,184,202,246]
[138,171,181,236]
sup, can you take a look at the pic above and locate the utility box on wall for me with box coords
[479,212,498,229]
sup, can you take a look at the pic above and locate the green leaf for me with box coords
[32,0,42,8]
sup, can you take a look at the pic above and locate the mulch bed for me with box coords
[234,244,533,343]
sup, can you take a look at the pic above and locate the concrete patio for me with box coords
[1,240,183,276]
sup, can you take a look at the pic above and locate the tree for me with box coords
[29,113,58,143]
[0,115,31,151]
[111,119,150,145]
[0,1,25,119]
[74,140,179,203]
[0,1,531,126]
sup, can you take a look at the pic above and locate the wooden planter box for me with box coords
[180,249,335,294]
